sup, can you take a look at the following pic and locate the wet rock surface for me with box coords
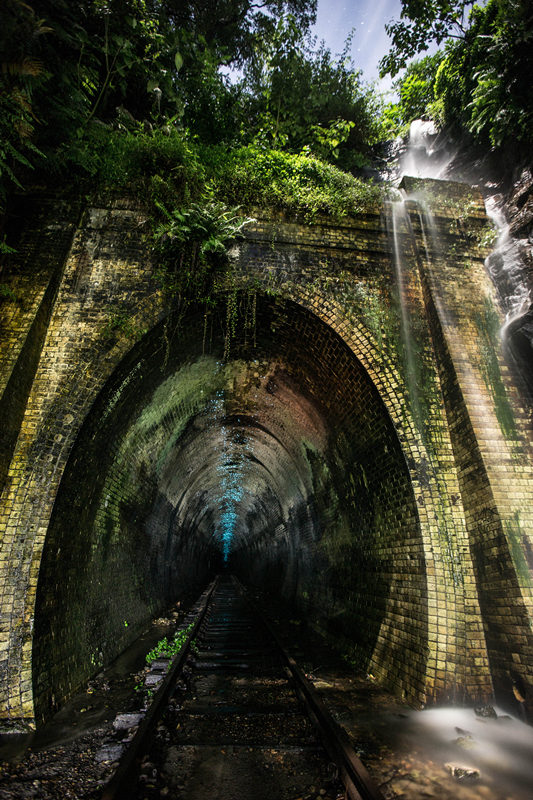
[445,763,480,780]
[504,167,533,243]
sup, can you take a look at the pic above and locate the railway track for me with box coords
[101,575,384,800]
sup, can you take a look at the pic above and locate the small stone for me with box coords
[455,734,476,750]
[150,658,171,671]
[145,673,164,687]
[445,763,480,780]
[113,712,144,730]
[95,744,124,763]
[474,705,497,719]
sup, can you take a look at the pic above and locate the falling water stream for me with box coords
[385,123,533,798]
[396,120,455,182]
[398,120,532,334]
[484,196,531,333]
[389,201,421,425]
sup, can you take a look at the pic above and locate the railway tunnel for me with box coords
[3,181,533,730]
[32,294,427,722]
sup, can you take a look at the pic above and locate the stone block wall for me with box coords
[1,179,531,725]
[0,195,81,492]
[402,177,533,710]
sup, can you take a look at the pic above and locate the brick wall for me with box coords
[1,180,530,725]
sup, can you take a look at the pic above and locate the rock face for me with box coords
[498,169,533,390]
[445,763,480,780]
[474,705,497,719]
[505,168,533,243]
[112,712,144,730]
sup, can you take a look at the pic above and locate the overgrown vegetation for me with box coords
[0,0,383,211]
[2,0,531,329]
[152,200,255,336]
[145,621,195,665]
[205,145,385,219]
[381,0,533,151]
[0,0,399,354]
[2,0,530,213]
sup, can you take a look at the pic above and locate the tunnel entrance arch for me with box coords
[6,184,533,726]
[28,289,477,723]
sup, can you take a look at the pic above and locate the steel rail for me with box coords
[101,574,384,800]
[240,579,385,800]
[100,576,219,800]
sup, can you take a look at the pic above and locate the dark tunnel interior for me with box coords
[32,294,428,721]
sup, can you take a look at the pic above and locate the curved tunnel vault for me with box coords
[33,294,427,721]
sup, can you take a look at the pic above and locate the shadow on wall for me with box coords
[32,293,428,722]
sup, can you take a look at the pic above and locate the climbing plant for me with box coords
[153,201,255,304]
[152,201,255,359]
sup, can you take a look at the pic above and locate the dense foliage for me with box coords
[0,0,386,216]
[2,0,531,220]
[240,19,381,168]
[381,0,533,151]
[382,52,444,136]
[432,0,533,147]
[380,0,474,78]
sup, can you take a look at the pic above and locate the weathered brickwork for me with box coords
[0,179,531,726]
[402,176,533,711]
[0,196,81,491]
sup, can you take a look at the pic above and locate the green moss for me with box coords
[503,511,532,588]
[474,296,517,442]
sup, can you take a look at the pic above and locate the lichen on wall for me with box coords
[5,183,529,723]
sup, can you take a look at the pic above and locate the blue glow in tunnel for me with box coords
[211,394,251,561]
[215,459,246,561]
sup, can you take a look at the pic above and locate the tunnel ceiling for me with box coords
[143,356,328,561]
[33,294,427,718]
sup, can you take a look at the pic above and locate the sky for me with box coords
[310,0,403,94]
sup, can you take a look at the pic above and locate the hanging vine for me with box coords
[152,201,255,364]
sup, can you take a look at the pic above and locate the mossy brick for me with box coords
[0,181,531,725]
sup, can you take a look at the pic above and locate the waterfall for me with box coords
[484,196,531,333]
[389,200,422,429]
[396,119,455,182]
[395,122,532,386]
